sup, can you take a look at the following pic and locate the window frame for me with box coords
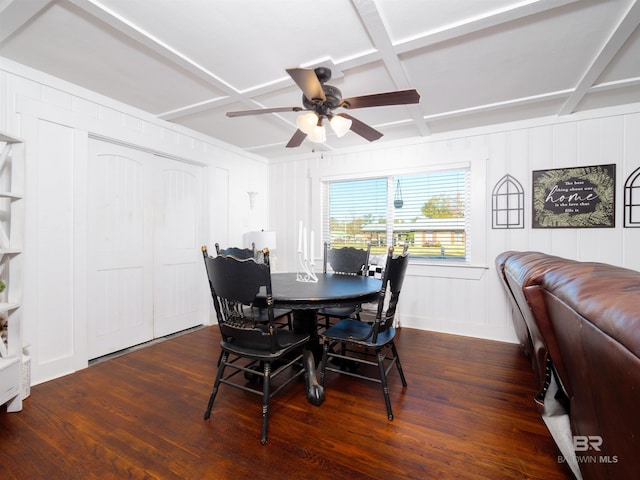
[323,168,469,261]
[311,154,488,273]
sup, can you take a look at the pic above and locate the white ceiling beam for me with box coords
[394,0,581,54]
[421,74,640,123]
[66,0,305,130]
[160,0,584,125]
[156,72,301,120]
[54,1,387,129]
[351,0,430,136]
[66,0,240,97]
[589,75,640,93]
[160,58,346,120]
[68,0,634,143]
[158,52,385,121]
[559,0,640,115]
[423,88,573,121]
[161,0,588,135]
[0,0,53,45]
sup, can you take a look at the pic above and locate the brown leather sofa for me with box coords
[496,251,640,480]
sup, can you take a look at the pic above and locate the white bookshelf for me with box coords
[0,132,26,412]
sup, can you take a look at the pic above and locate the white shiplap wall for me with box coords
[269,105,640,343]
[2,54,640,383]
[0,57,270,385]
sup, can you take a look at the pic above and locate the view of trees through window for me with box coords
[325,169,469,260]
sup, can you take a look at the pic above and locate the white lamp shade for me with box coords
[309,125,326,143]
[330,115,352,137]
[243,230,277,251]
[296,112,318,135]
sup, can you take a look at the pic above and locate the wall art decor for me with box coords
[624,165,640,228]
[532,164,616,228]
[492,174,525,229]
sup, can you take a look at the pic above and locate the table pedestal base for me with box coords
[294,310,325,406]
[302,349,324,406]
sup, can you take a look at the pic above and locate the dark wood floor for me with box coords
[0,326,573,480]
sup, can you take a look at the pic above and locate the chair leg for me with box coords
[260,362,271,445]
[377,349,394,420]
[276,312,293,329]
[205,351,228,420]
[319,341,330,387]
[216,349,223,367]
[391,341,408,387]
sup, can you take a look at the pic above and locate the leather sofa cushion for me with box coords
[540,262,640,359]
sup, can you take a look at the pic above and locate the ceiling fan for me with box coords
[226,66,420,148]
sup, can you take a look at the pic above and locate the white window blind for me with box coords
[323,168,469,260]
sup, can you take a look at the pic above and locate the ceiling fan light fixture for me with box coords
[296,112,318,135]
[329,115,352,137]
[227,67,420,148]
[309,125,326,143]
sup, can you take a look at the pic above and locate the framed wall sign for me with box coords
[532,164,616,228]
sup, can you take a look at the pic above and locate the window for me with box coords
[323,168,470,261]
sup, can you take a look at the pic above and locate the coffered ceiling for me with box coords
[1,0,639,159]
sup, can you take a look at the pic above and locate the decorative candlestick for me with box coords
[296,223,317,282]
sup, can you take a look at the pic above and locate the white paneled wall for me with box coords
[2,55,640,383]
[270,105,640,343]
[1,58,269,385]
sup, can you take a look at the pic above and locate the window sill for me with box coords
[406,261,488,280]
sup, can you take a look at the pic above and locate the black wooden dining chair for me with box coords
[214,243,292,329]
[215,242,255,259]
[201,246,310,444]
[318,242,371,329]
[319,246,409,420]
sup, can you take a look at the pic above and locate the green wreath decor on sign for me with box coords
[532,164,615,228]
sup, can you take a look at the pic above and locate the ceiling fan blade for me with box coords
[337,113,383,142]
[286,68,326,103]
[226,106,302,117]
[340,89,420,109]
[286,129,307,148]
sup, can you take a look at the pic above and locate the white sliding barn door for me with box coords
[87,141,154,358]
[87,140,205,359]
[153,157,204,337]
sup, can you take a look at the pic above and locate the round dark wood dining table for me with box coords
[264,272,382,406]
[269,272,382,310]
